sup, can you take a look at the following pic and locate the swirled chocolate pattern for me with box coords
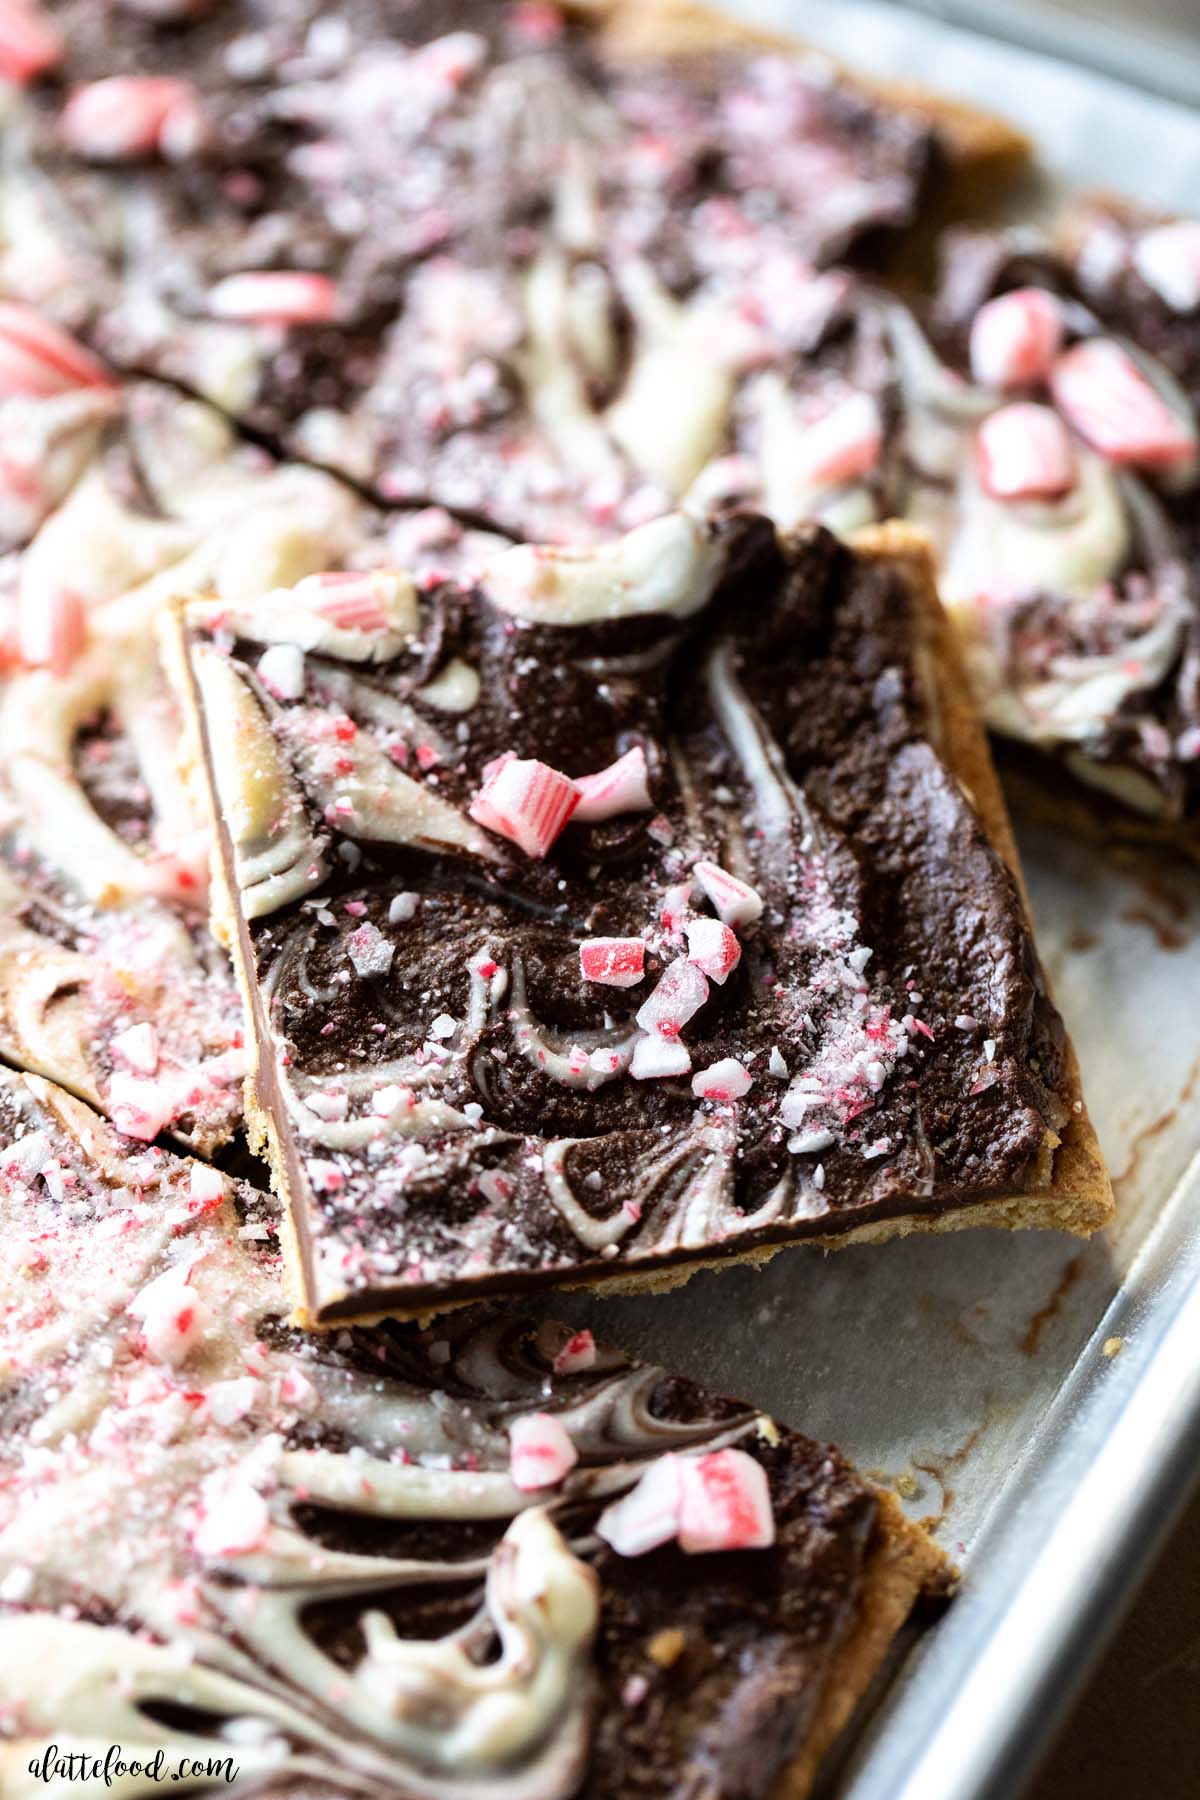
[0,1068,945,1800]
[176,510,1104,1324]
[0,1,941,521]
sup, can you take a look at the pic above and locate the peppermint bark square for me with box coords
[913,215,1200,849]
[172,510,1109,1323]
[0,1067,947,1800]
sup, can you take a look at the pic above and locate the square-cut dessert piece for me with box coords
[0,0,1024,533]
[904,214,1200,848]
[171,509,1110,1323]
[0,1067,947,1800]
[0,382,397,1151]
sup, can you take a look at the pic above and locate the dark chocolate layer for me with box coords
[183,517,1071,1320]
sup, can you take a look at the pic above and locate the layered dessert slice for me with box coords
[171,510,1109,1324]
[0,1067,948,1800]
[914,215,1200,846]
[0,382,391,1151]
[0,0,1024,532]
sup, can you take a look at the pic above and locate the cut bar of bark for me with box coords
[923,211,1200,850]
[170,511,1110,1325]
[0,1066,947,1800]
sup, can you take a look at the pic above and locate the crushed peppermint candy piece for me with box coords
[793,389,883,489]
[552,1329,597,1375]
[630,1033,692,1080]
[685,918,741,984]
[0,302,114,398]
[60,76,199,162]
[206,1376,263,1427]
[693,860,763,929]
[691,1058,752,1101]
[788,1126,836,1156]
[969,288,1064,390]
[572,745,653,822]
[677,1449,776,1554]
[580,936,646,988]
[257,642,305,700]
[207,271,341,326]
[188,1163,225,1211]
[1050,338,1198,470]
[469,756,579,858]
[110,1021,159,1075]
[345,922,394,979]
[388,891,420,923]
[371,1084,409,1116]
[192,1469,271,1559]
[596,1454,684,1557]
[292,568,411,631]
[0,0,62,85]
[636,959,709,1039]
[509,1412,578,1491]
[108,1070,175,1141]
[1132,222,1200,315]
[597,1449,774,1557]
[127,1261,210,1367]
[660,881,694,939]
[977,403,1076,501]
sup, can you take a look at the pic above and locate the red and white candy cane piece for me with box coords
[0,0,62,84]
[635,958,709,1039]
[107,1069,175,1140]
[127,1261,210,1367]
[685,917,740,985]
[596,1454,684,1557]
[580,936,646,988]
[207,271,341,326]
[1050,338,1198,470]
[1133,222,1200,315]
[17,584,85,676]
[630,1033,691,1080]
[676,1449,775,1554]
[0,302,114,398]
[509,1412,579,1491]
[60,76,199,161]
[572,745,652,822]
[192,1470,271,1559]
[693,860,763,930]
[968,287,1064,391]
[691,1057,752,1102]
[188,1162,225,1213]
[110,1021,159,1075]
[552,1329,597,1375]
[597,1449,775,1557]
[660,880,693,939]
[976,403,1076,502]
[469,756,579,859]
[292,568,407,630]
[795,389,883,489]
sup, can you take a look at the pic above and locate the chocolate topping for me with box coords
[181,516,1070,1321]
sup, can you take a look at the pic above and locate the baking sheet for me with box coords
[556,6,1200,1796]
